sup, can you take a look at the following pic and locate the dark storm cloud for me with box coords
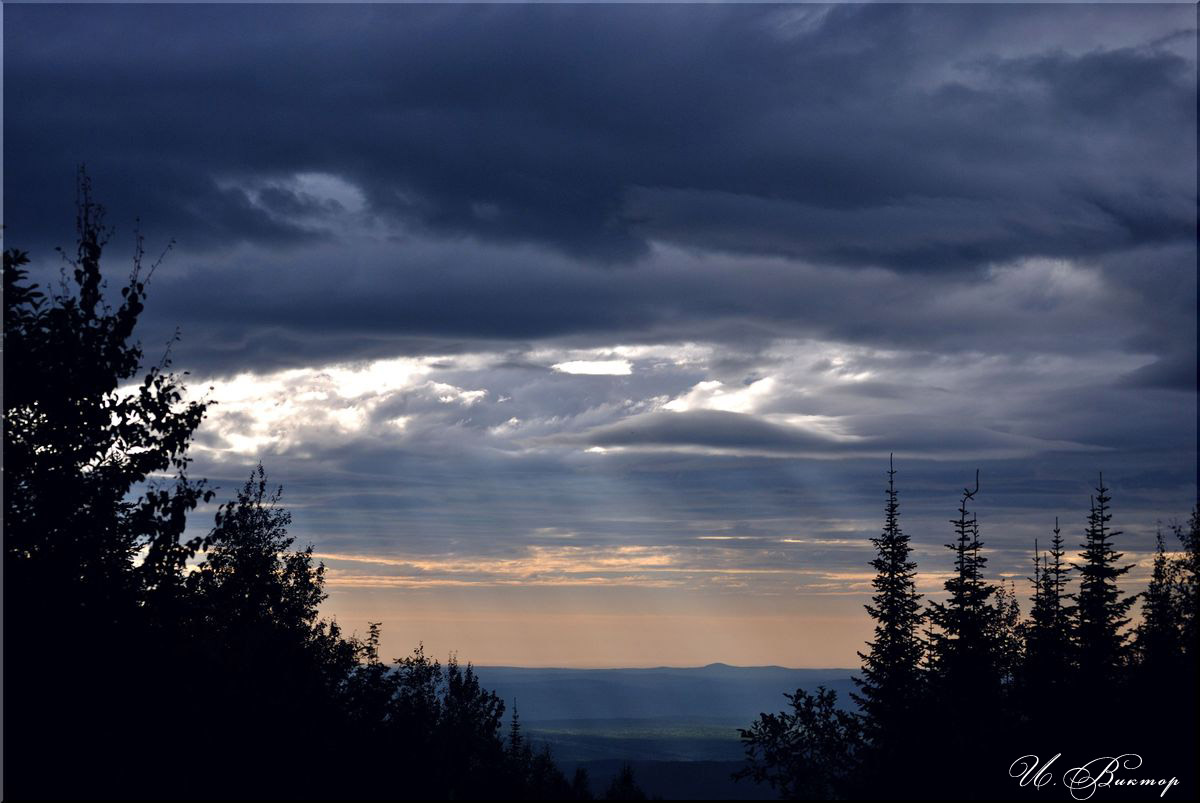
[5,4,1194,271]
[129,234,1189,381]
[5,3,1194,398]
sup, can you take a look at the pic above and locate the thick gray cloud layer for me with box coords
[7,6,1195,263]
[4,5,1196,622]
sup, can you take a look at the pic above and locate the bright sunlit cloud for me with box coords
[552,359,634,376]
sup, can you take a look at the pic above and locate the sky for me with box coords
[4,3,1197,667]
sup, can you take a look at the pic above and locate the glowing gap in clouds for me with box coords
[552,359,633,375]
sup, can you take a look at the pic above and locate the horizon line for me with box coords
[471,662,861,672]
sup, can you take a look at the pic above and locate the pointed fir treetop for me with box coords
[852,456,924,747]
[1073,474,1136,682]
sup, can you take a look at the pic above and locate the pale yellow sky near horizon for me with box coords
[323,586,876,668]
[318,563,1163,668]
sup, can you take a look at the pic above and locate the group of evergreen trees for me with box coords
[4,179,650,800]
[739,460,1199,799]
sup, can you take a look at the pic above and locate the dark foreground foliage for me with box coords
[4,177,633,800]
[739,462,1199,799]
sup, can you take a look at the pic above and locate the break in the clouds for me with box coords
[4,4,1196,664]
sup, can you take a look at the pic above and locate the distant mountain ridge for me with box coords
[473,664,859,724]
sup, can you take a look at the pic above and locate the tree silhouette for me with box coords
[4,175,589,800]
[1044,519,1076,659]
[4,171,212,608]
[1170,506,1200,662]
[737,686,863,800]
[1025,539,1051,666]
[1134,529,1181,679]
[741,467,1198,800]
[572,767,596,800]
[991,579,1023,689]
[4,171,213,798]
[175,464,364,797]
[505,702,576,803]
[604,763,649,800]
[1072,475,1135,692]
[925,472,1002,702]
[1022,519,1075,721]
[851,455,924,788]
[1169,506,1200,788]
[921,471,1012,796]
[187,464,325,630]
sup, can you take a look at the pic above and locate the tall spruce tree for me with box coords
[924,473,1026,796]
[1171,506,1200,663]
[1169,507,1200,788]
[1133,530,1180,678]
[1044,518,1076,651]
[1023,519,1075,709]
[852,455,924,763]
[1072,475,1135,688]
[926,471,1000,695]
[1026,541,1051,650]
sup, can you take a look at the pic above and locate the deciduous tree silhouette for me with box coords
[4,171,213,798]
[4,171,212,608]
[737,686,863,800]
[992,579,1023,689]
[4,174,589,800]
[187,464,325,630]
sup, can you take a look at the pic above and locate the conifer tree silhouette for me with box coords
[851,455,924,786]
[1171,506,1200,664]
[1044,518,1076,649]
[508,699,526,756]
[1133,529,1181,678]
[1023,519,1075,717]
[604,764,649,800]
[1026,538,1051,654]
[1072,475,1135,690]
[1167,506,1200,790]
[741,471,1198,800]
[926,471,1001,697]
[572,767,596,800]
[922,471,1011,795]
